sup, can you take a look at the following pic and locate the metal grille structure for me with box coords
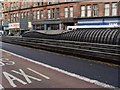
[22,28,120,45]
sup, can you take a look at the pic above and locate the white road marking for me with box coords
[3,71,27,87]
[0,84,4,90]
[12,69,42,83]
[1,49,118,89]
[27,68,50,80]
[0,61,5,66]
[0,58,15,66]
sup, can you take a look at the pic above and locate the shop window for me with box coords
[47,24,59,30]
[36,25,44,30]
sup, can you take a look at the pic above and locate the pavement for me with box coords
[0,50,105,89]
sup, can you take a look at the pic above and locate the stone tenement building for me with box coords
[3,0,120,31]
[0,1,4,30]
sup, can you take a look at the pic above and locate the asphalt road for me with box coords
[1,42,120,88]
[1,50,104,89]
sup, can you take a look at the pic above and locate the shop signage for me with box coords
[9,23,20,29]
[33,22,42,24]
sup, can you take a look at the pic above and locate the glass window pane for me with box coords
[112,3,117,16]
[81,6,85,17]
[70,7,73,17]
[64,7,68,18]
[104,4,110,16]
[48,9,51,19]
[93,4,98,17]
[87,5,91,17]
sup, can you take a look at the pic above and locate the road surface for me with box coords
[0,42,119,89]
[0,50,105,89]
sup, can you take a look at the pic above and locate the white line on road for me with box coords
[1,49,118,89]
[27,68,50,80]
[12,69,42,82]
[3,71,27,87]
[0,84,4,90]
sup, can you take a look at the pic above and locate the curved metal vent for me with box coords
[22,28,120,45]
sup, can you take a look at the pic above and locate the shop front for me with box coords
[33,20,61,30]
[33,22,44,30]
[8,23,20,35]
[77,17,120,27]
[2,22,9,35]
[61,18,75,30]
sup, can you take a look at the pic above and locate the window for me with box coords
[70,7,73,17]
[64,0,67,2]
[93,4,98,17]
[48,9,51,19]
[33,0,37,7]
[13,14,16,22]
[52,0,55,4]
[37,0,41,6]
[112,3,117,16]
[14,2,18,10]
[21,13,23,18]
[21,2,23,9]
[41,10,44,19]
[47,0,51,5]
[21,2,27,9]
[52,8,55,18]
[28,11,30,20]
[41,0,44,5]
[81,5,85,17]
[5,15,7,21]
[104,4,110,16]
[56,0,60,3]
[0,3,3,10]
[10,14,13,22]
[56,8,60,18]
[10,2,13,10]
[64,7,68,18]
[16,13,18,22]
[0,12,2,19]
[28,2,30,8]
[37,11,40,20]
[23,12,26,18]
[33,11,36,20]
[87,5,91,17]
